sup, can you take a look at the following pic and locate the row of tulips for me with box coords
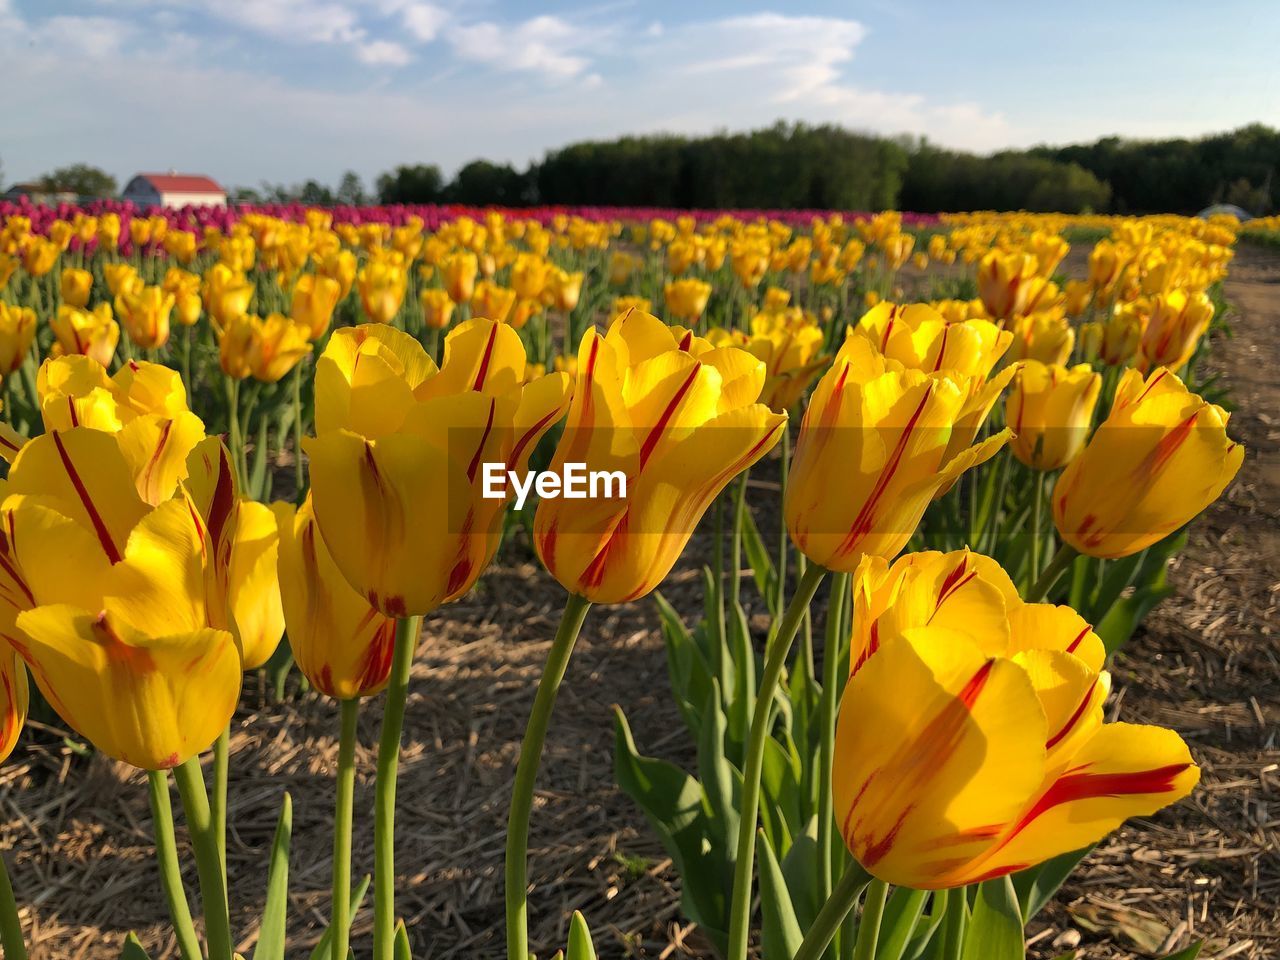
[0,201,1247,960]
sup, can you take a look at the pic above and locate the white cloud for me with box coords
[356,38,411,65]
[379,0,448,42]
[446,14,601,80]
[29,15,136,58]
[204,0,363,44]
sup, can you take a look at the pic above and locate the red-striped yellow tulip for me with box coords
[272,497,396,699]
[219,314,313,383]
[32,356,205,504]
[1053,368,1243,558]
[534,310,784,603]
[835,553,1197,889]
[442,251,479,304]
[663,278,712,324]
[0,504,30,764]
[740,313,827,412]
[1006,362,1101,471]
[785,337,1011,572]
[977,250,1046,321]
[3,429,240,769]
[0,303,36,377]
[306,321,571,616]
[60,267,93,308]
[119,285,174,350]
[292,273,343,340]
[420,288,455,330]
[183,438,284,670]
[1137,289,1213,372]
[1100,303,1144,366]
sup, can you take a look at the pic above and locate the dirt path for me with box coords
[2,247,1277,960]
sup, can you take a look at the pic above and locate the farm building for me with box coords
[121,172,227,208]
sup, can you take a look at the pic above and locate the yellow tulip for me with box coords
[471,280,516,324]
[1099,303,1144,366]
[129,218,152,249]
[419,288,455,330]
[3,428,240,769]
[203,264,255,333]
[1063,278,1093,315]
[358,257,407,325]
[164,230,199,263]
[511,253,550,300]
[612,296,652,319]
[219,314,312,383]
[663,278,712,323]
[976,250,1040,320]
[0,254,17,291]
[548,268,584,312]
[608,251,639,286]
[442,251,479,304]
[182,437,285,670]
[0,303,37,377]
[60,267,93,308]
[21,237,59,277]
[1053,368,1243,558]
[741,313,827,412]
[509,297,541,330]
[1006,362,1101,470]
[104,262,140,298]
[318,249,358,300]
[291,273,343,340]
[98,214,123,251]
[119,285,175,350]
[33,356,205,504]
[879,232,915,271]
[306,320,571,616]
[272,497,396,699]
[785,337,1010,572]
[1007,309,1075,366]
[50,304,120,368]
[835,549,1196,889]
[1137,289,1214,372]
[533,310,785,603]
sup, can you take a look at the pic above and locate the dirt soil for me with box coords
[1,246,1276,960]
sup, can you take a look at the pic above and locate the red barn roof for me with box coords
[134,173,225,193]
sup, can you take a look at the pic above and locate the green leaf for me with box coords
[252,791,293,960]
[248,413,271,501]
[1012,846,1090,922]
[1159,942,1203,960]
[779,820,822,933]
[613,707,730,950]
[758,829,804,960]
[307,874,371,960]
[119,932,152,960]
[741,508,780,615]
[655,591,714,737]
[565,910,598,960]
[724,600,756,765]
[961,877,1024,960]
[393,919,412,960]
[698,680,740,845]
[876,888,930,960]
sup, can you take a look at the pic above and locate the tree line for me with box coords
[8,122,1278,214]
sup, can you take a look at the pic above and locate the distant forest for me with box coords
[242,121,1278,215]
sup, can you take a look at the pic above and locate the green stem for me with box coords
[1025,542,1077,603]
[146,771,202,960]
[212,726,229,879]
[731,470,749,608]
[940,887,968,960]
[173,758,234,960]
[851,878,889,960]
[0,849,27,960]
[225,377,244,486]
[725,562,828,960]
[792,862,872,960]
[505,592,593,960]
[292,365,307,501]
[373,615,422,960]
[1029,472,1044,589]
[817,572,849,904]
[332,698,360,960]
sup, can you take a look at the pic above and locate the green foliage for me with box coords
[376,164,445,204]
[444,160,531,205]
[37,162,117,197]
[900,146,1110,214]
[251,792,293,960]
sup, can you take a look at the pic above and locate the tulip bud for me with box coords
[60,267,93,308]
[1006,361,1101,471]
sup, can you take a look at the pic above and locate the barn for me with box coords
[121,172,227,209]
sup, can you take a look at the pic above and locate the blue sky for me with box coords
[2,0,1277,191]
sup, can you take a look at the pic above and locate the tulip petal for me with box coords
[116,411,206,505]
[108,498,209,637]
[228,501,284,670]
[0,647,27,764]
[14,605,240,770]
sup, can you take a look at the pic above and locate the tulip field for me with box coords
[0,199,1273,960]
